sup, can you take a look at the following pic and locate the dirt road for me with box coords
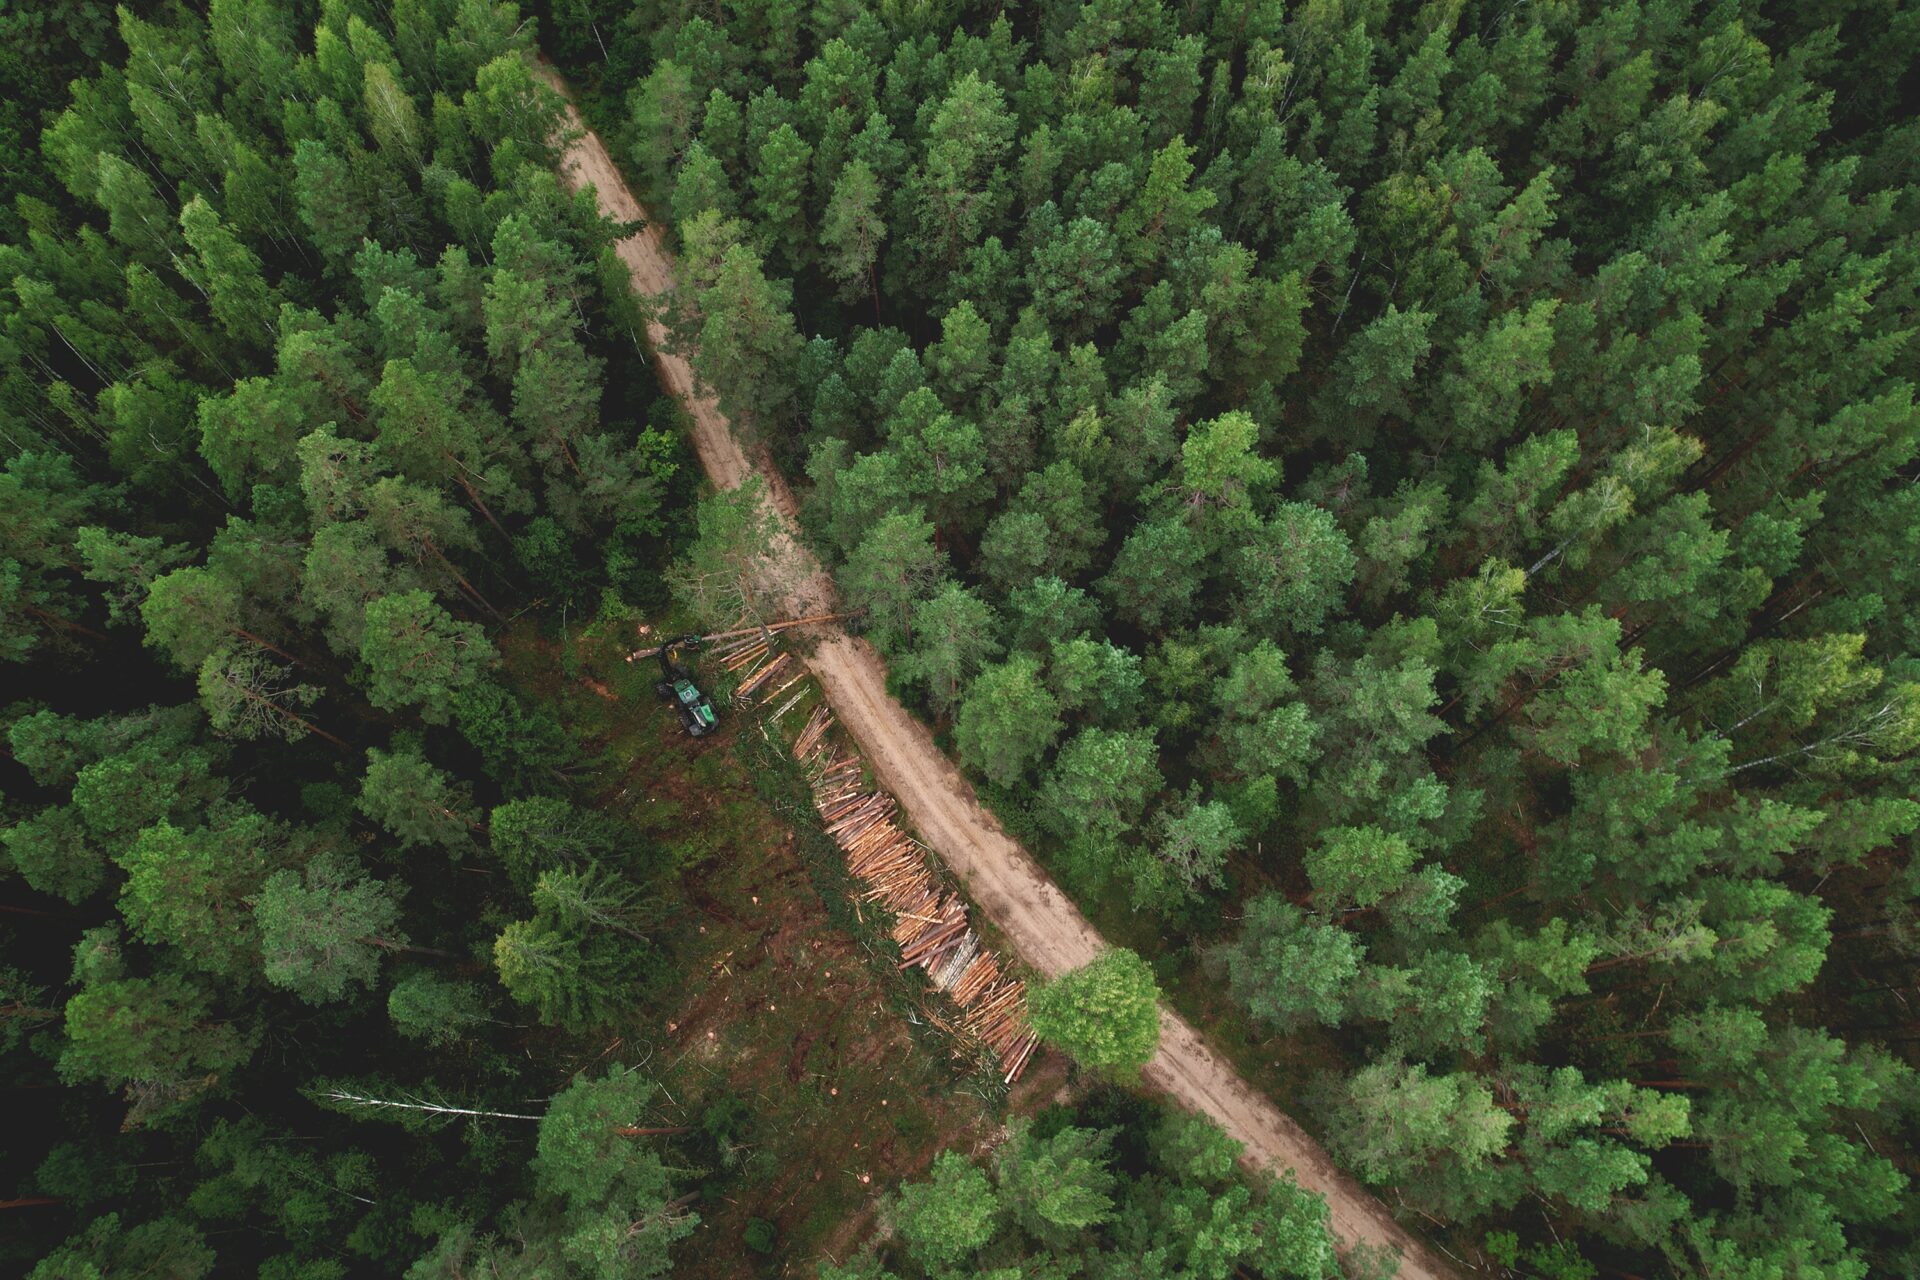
[548,79,1455,1280]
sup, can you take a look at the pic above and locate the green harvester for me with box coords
[654,634,719,737]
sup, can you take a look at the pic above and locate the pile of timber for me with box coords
[792,706,1040,1083]
[733,650,801,703]
[623,612,847,663]
[659,619,810,707]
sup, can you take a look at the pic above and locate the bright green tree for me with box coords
[889,1151,996,1270]
[178,195,279,346]
[1133,796,1243,909]
[1304,825,1419,910]
[901,582,1000,717]
[114,810,289,979]
[386,971,489,1047]
[955,655,1064,789]
[1219,895,1363,1031]
[492,916,633,1033]
[1323,1059,1513,1194]
[532,1065,695,1279]
[358,742,476,855]
[840,510,947,649]
[2,806,107,904]
[1028,949,1162,1076]
[60,971,253,1125]
[487,796,617,893]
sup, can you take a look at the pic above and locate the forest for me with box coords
[3,0,1919,1278]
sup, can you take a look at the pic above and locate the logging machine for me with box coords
[626,614,856,738]
[654,635,719,737]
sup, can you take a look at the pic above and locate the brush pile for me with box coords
[790,703,1040,1083]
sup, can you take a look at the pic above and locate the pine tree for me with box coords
[750,122,812,269]
[253,853,405,1004]
[1220,895,1363,1031]
[358,590,496,724]
[530,1065,696,1279]
[358,742,477,855]
[902,583,1000,717]
[889,1152,995,1271]
[955,655,1064,789]
[178,196,279,347]
[1037,727,1162,881]
[60,969,253,1123]
[840,511,947,649]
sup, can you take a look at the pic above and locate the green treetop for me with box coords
[1027,948,1163,1076]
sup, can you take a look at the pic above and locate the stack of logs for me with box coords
[709,631,806,705]
[791,703,1040,1084]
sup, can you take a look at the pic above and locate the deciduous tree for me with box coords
[1028,948,1162,1076]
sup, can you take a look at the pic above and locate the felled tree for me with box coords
[533,864,660,945]
[1027,948,1162,1076]
[666,478,783,625]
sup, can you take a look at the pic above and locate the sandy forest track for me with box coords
[546,75,1454,1280]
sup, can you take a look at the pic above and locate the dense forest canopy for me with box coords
[7,0,1920,1277]
[577,0,1920,1275]
[0,1,711,1275]
[1,4,1346,1278]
